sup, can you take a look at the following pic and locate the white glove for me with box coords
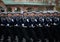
[15,24,18,26]
[35,19,37,22]
[39,23,42,27]
[12,19,14,22]
[1,24,4,26]
[27,19,29,22]
[53,23,57,25]
[7,24,9,26]
[31,24,35,28]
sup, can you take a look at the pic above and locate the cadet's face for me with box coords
[14,14,19,16]
[0,14,4,16]
[8,14,12,16]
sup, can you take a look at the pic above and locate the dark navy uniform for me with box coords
[1,17,8,42]
[6,16,15,42]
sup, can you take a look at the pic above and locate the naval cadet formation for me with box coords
[0,12,60,42]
